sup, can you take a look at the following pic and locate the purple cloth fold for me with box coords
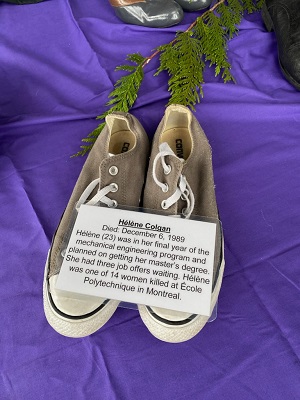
[0,1,299,399]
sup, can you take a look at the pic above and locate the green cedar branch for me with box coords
[74,0,264,156]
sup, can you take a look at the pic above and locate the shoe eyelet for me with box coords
[164,165,172,175]
[109,166,119,176]
[109,200,118,208]
[161,200,168,210]
[61,249,66,258]
[111,183,118,192]
[162,183,169,193]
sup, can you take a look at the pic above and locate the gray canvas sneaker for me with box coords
[138,104,225,343]
[43,112,149,337]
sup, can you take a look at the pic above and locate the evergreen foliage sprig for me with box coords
[75,53,146,155]
[74,0,264,156]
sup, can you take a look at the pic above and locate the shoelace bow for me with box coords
[75,142,195,216]
[153,142,195,218]
[61,146,194,258]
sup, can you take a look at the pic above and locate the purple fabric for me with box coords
[1,0,300,399]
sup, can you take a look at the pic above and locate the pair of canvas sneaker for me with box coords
[43,104,225,343]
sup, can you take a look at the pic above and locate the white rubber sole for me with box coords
[138,255,225,343]
[43,254,119,338]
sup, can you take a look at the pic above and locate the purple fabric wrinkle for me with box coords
[242,268,300,384]
[0,1,112,122]
[68,0,188,116]
[0,0,300,399]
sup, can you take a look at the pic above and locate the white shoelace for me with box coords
[153,142,195,218]
[60,179,118,258]
[75,178,118,211]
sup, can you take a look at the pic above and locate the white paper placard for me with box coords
[56,205,217,316]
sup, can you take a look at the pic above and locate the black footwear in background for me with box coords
[262,0,300,90]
